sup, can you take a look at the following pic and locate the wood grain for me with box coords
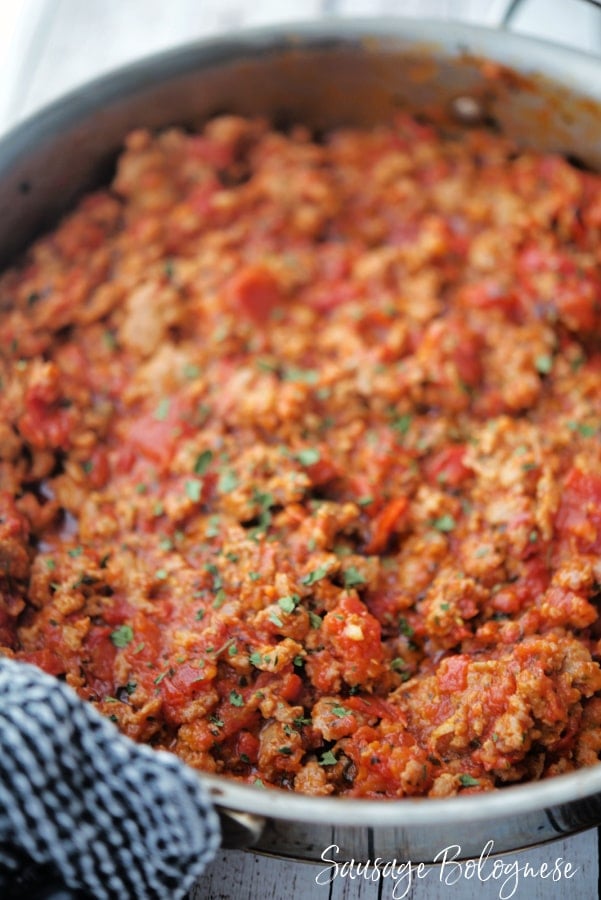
[193,830,598,899]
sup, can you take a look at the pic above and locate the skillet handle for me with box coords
[216,805,266,849]
[501,0,601,29]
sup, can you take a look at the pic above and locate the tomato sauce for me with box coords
[2,114,601,797]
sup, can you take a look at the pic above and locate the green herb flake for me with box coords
[218,469,238,494]
[391,413,412,436]
[229,690,244,707]
[205,563,222,590]
[154,398,171,421]
[293,655,304,667]
[399,618,414,638]
[228,643,238,657]
[182,363,201,380]
[331,705,351,718]
[159,537,174,552]
[195,609,205,621]
[102,330,117,351]
[269,610,284,628]
[249,571,261,582]
[319,750,338,767]
[293,715,312,726]
[432,514,456,533]
[253,778,265,788]
[133,642,145,655]
[45,558,56,571]
[154,667,174,686]
[111,624,134,648]
[296,448,321,466]
[301,565,329,586]
[358,496,374,507]
[278,746,293,756]
[185,479,202,502]
[212,589,226,609]
[278,594,300,614]
[256,358,278,373]
[249,651,263,667]
[343,566,367,588]
[155,568,168,581]
[568,420,597,437]
[194,449,213,475]
[309,611,322,629]
[390,658,407,672]
[283,366,319,384]
[206,515,220,538]
[535,354,553,375]
[458,774,480,787]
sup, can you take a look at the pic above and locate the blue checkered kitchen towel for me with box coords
[0,657,220,899]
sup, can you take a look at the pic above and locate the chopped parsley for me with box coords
[269,610,284,628]
[218,469,238,494]
[296,447,321,466]
[301,565,329,586]
[432,514,456,533]
[343,566,367,588]
[110,625,134,648]
[319,750,338,766]
[185,479,202,502]
[458,774,480,787]
[194,449,213,475]
[154,398,170,421]
[390,413,412,436]
[282,366,319,384]
[309,611,322,629]
[535,354,553,375]
[229,690,244,707]
[278,594,300,613]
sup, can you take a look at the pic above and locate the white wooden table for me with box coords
[0,1,599,897]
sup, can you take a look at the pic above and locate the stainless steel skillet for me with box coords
[2,16,601,863]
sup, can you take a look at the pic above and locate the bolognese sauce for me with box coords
[2,113,601,797]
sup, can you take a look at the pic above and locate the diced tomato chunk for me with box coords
[365,497,409,554]
[226,264,282,323]
[437,655,469,692]
[556,467,601,553]
[425,445,471,488]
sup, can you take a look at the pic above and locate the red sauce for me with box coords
[2,114,601,797]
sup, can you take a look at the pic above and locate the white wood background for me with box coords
[0,1,600,898]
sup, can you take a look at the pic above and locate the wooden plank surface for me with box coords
[194,830,598,899]
[0,2,599,899]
